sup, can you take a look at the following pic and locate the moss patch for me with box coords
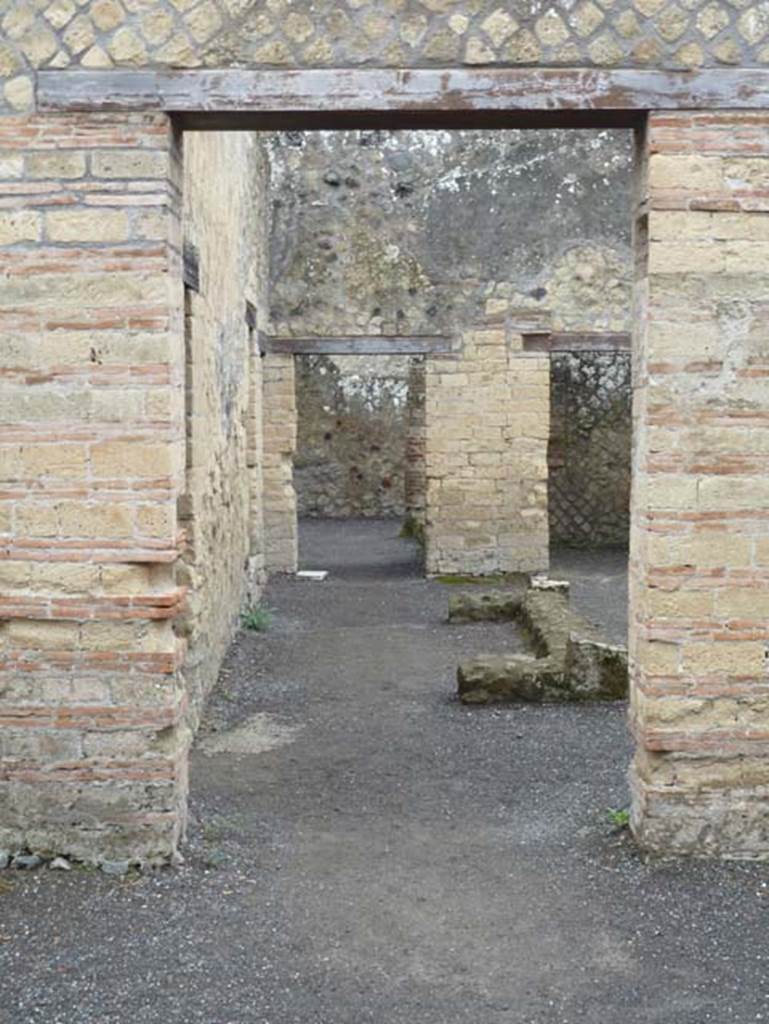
[437,572,528,587]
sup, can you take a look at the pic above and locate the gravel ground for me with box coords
[550,546,629,646]
[1,520,767,1024]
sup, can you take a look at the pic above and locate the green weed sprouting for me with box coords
[240,602,272,632]
[606,807,630,829]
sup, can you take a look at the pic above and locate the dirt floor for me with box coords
[1,519,768,1024]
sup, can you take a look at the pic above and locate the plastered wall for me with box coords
[293,354,411,520]
[268,129,632,339]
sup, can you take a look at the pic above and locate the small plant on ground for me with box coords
[399,515,426,547]
[606,807,630,830]
[241,601,272,632]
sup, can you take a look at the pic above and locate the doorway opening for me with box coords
[254,126,634,634]
[4,60,767,880]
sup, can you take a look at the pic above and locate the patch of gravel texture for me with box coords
[1,520,767,1024]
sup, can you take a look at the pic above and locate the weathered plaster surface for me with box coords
[294,354,411,519]
[275,129,632,532]
[178,130,268,727]
[268,129,632,338]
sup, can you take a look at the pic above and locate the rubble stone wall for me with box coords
[294,354,411,519]
[274,128,633,532]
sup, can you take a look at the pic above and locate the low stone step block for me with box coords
[456,585,628,704]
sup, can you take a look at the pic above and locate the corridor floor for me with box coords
[1,520,768,1024]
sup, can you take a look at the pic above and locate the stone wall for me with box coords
[0,112,187,864]
[268,129,633,339]
[549,351,632,548]
[0,118,267,864]
[271,128,633,534]
[262,353,298,572]
[294,354,411,519]
[3,3,768,119]
[6,0,769,865]
[425,326,549,576]
[404,358,427,535]
[177,131,268,727]
[630,111,769,859]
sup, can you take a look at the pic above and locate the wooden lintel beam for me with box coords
[263,335,452,356]
[35,69,769,129]
[523,332,631,353]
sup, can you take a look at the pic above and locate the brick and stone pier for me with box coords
[630,112,769,858]
[0,113,187,863]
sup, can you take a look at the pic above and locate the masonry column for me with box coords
[403,358,427,541]
[0,113,186,865]
[423,327,549,576]
[262,353,298,573]
[631,112,769,858]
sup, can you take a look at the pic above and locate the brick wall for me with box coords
[0,119,268,864]
[0,112,188,864]
[262,353,298,573]
[630,111,769,858]
[424,327,549,576]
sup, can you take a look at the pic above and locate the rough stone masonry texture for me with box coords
[270,128,633,532]
[3,3,769,863]
[4,0,769,115]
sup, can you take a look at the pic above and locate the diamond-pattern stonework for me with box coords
[549,352,631,548]
[2,0,769,112]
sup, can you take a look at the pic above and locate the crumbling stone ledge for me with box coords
[452,581,628,705]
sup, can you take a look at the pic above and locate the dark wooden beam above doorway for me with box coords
[36,68,769,131]
[262,335,452,357]
[522,332,631,353]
